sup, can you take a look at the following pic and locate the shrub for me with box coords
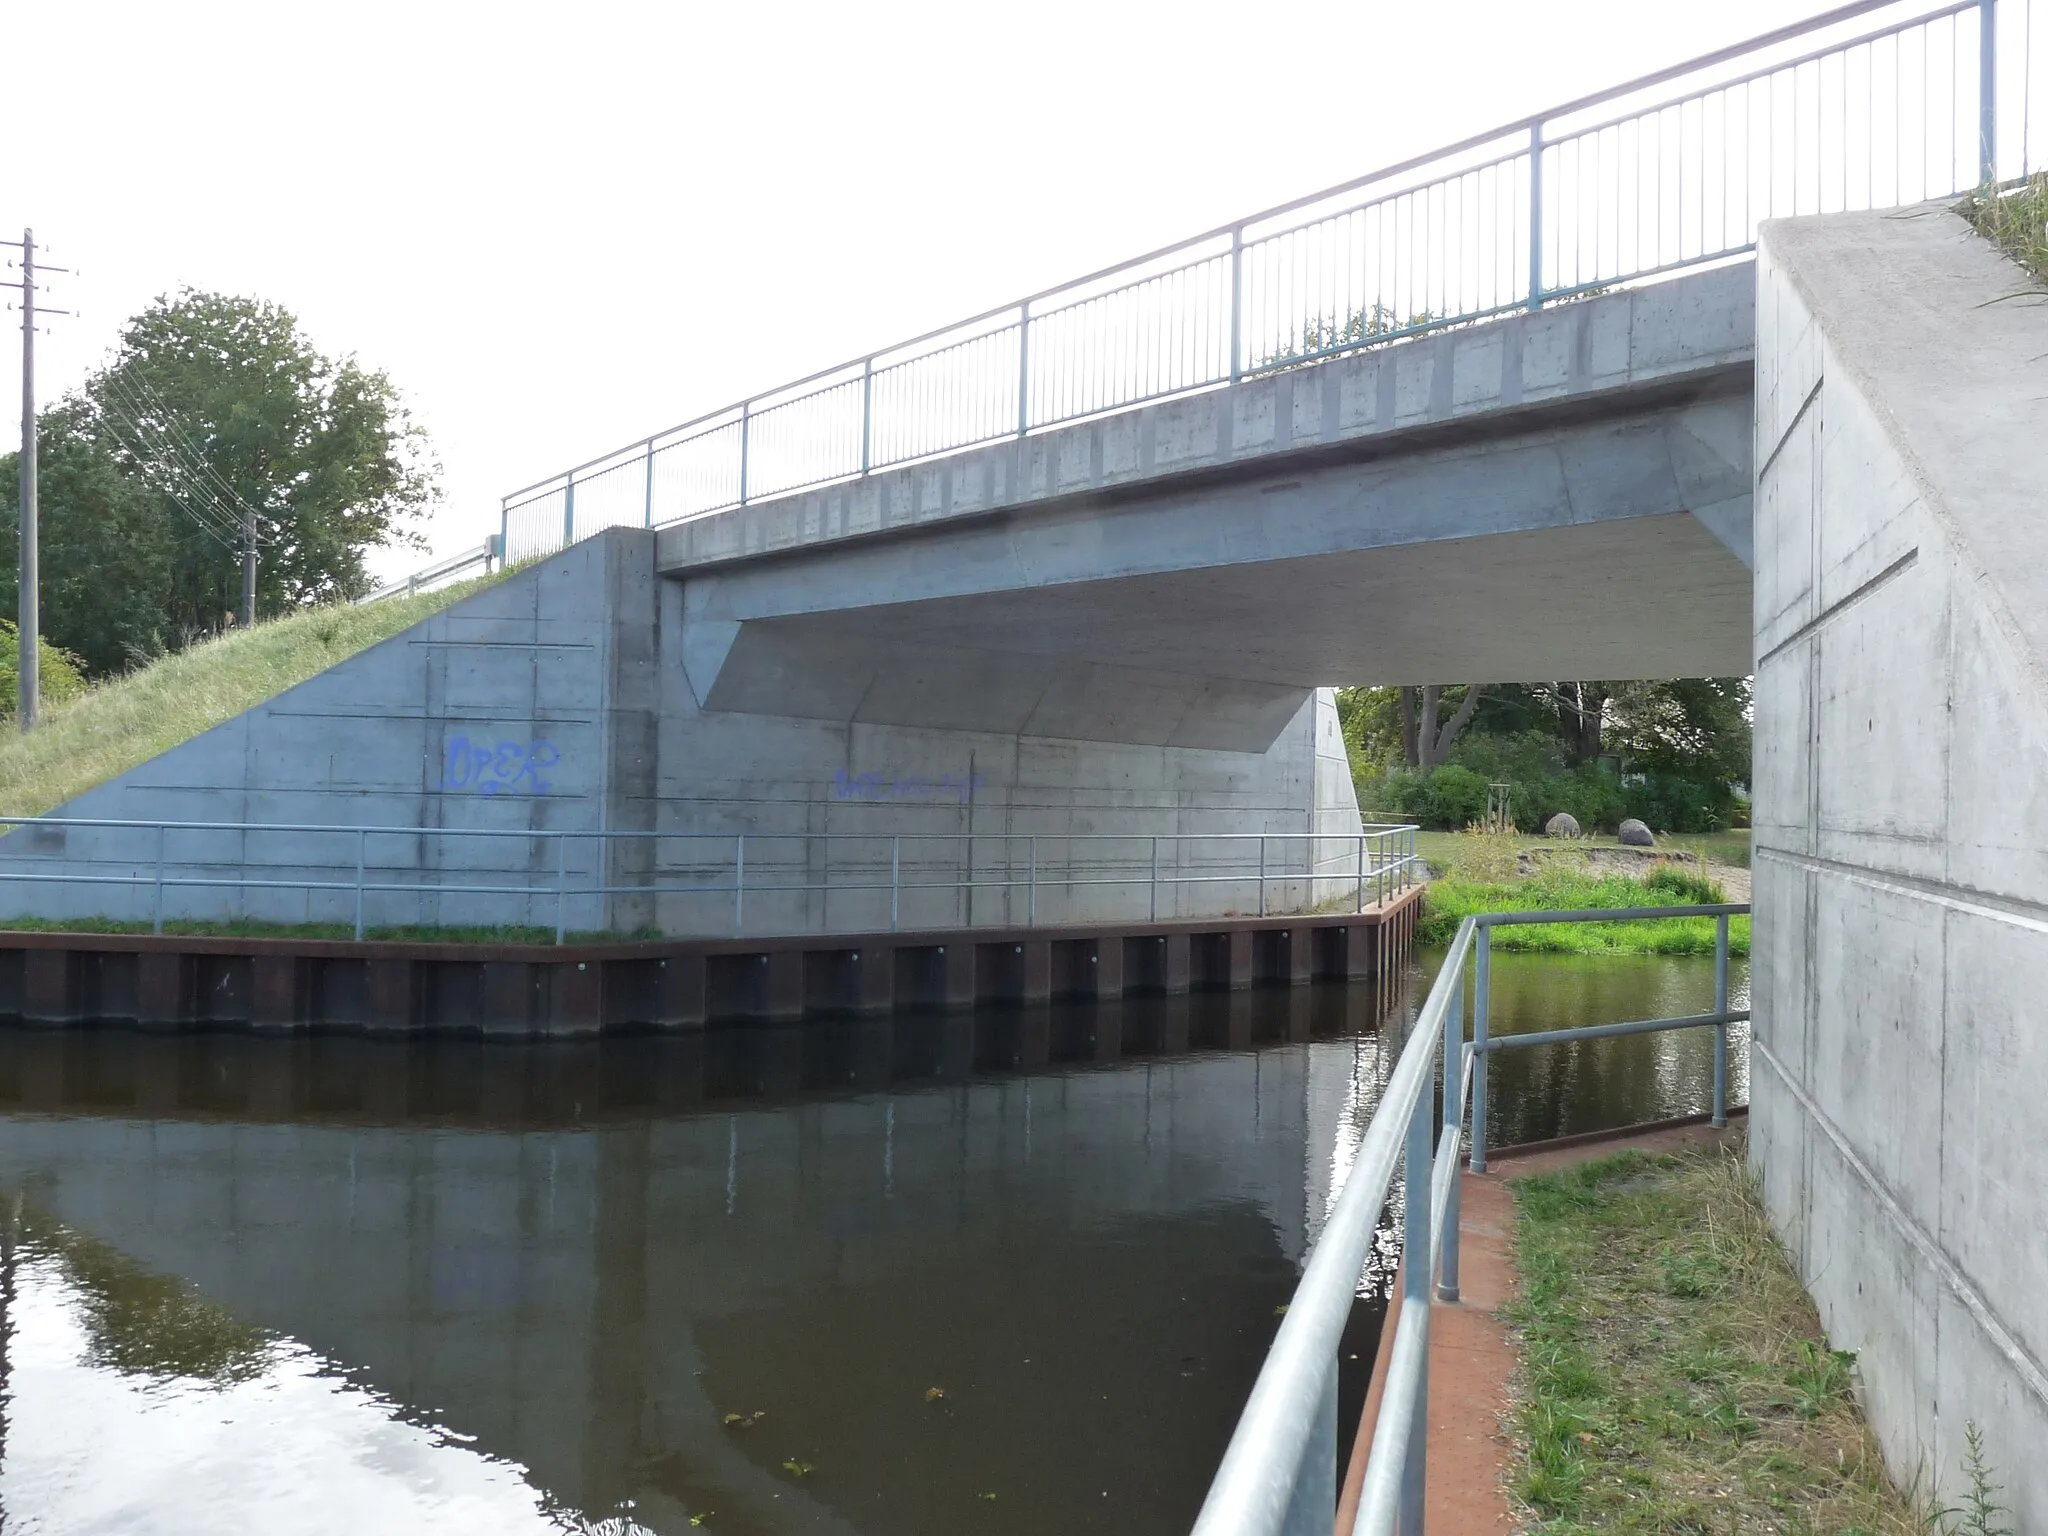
[1425,764,1488,829]
[0,620,87,717]
[1622,773,1735,834]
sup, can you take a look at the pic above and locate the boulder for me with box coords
[1544,811,1581,839]
[1617,818,1656,847]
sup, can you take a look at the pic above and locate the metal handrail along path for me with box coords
[458,0,2040,578]
[0,815,1420,944]
[1192,900,1750,1536]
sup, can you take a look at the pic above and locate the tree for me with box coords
[0,290,436,673]
[1413,684,1488,769]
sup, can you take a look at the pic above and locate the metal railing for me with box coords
[0,816,1419,944]
[1192,901,1749,1536]
[468,0,2040,574]
[357,538,504,605]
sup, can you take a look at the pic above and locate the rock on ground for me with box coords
[1617,818,1655,847]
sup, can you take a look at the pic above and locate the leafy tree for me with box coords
[1342,677,1752,831]
[0,290,436,674]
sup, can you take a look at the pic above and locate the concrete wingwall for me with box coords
[1751,203,2048,1518]
[0,529,1362,937]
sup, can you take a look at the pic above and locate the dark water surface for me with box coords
[0,950,1745,1534]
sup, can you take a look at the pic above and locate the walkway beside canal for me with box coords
[1339,1115,1749,1534]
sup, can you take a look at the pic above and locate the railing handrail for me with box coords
[0,812,1421,945]
[0,815,1419,841]
[1195,899,1754,1535]
[498,0,1953,507]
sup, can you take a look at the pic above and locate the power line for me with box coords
[92,399,246,553]
[117,369,270,531]
[99,372,270,542]
[96,371,263,623]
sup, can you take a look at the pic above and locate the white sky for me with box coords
[6,0,1812,580]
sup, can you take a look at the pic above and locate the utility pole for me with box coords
[0,231,69,732]
[241,504,256,628]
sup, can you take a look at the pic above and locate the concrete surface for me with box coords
[1750,201,2048,1526]
[0,530,1367,937]
[664,267,1757,748]
[0,266,1760,939]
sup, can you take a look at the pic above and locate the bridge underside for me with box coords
[694,508,1750,751]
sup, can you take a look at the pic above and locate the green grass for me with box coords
[0,573,507,820]
[1421,864,1750,956]
[1506,1142,1929,1533]
[1411,827,1750,876]
[1963,173,2048,284]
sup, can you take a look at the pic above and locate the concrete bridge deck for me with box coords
[665,266,1757,751]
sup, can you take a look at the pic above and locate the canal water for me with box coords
[0,950,1746,1535]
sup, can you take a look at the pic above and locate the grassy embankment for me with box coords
[1507,1143,2004,1534]
[1415,831,1750,957]
[0,572,624,943]
[0,574,504,821]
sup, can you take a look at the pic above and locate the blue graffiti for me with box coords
[441,737,560,796]
[832,768,983,804]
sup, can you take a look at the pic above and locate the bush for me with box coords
[1622,773,1735,834]
[0,621,87,717]
[1358,757,1736,835]
[1426,764,1488,828]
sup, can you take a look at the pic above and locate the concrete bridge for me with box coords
[0,0,2045,1517]
[660,264,1754,751]
[0,267,1756,941]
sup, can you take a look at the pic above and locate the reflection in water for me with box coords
[0,953,1745,1534]
[1458,949,1753,1149]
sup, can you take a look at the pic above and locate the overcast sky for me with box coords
[8,0,1814,579]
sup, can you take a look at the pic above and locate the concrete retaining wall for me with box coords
[0,530,1363,937]
[1751,203,2048,1520]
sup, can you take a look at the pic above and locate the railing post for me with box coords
[1257,834,1267,917]
[1471,923,1492,1172]
[354,828,366,941]
[563,473,577,550]
[1979,0,1998,186]
[498,497,511,570]
[1713,912,1731,1129]
[1228,224,1244,384]
[555,832,567,945]
[152,823,166,934]
[889,835,900,932]
[1027,835,1038,928]
[1440,959,1464,1302]
[1527,120,1546,311]
[738,403,752,505]
[1150,834,1159,923]
[859,356,874,475]
[1400,1074,1434,1533]
[642,439,655,528]
[733,834,746,936]
[1356,832,1366,913]
[1016,300,1031,437]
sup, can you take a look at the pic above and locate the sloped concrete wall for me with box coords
[0,534,657,934]
[0,530,1360,936]
[1751,204,2048,1520]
